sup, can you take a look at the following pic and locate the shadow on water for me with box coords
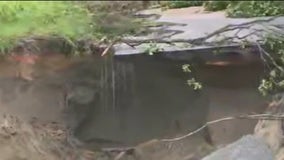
[0,50,269,152]
[73,51,268,149]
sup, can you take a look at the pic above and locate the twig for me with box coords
[217,29,261,44]
[180,153,195,160]
[160,113,284,142]
[101,147,134,152]
[255,42,284,72]
[101,40,118,56]
[100,113,284,153]
[114,151,126,160]
[121,41,136,48]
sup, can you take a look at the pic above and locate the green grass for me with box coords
[0,1,93,54]
[0,1,146,55]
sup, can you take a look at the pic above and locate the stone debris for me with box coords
[202,95,284,160]
[202,135,273,160]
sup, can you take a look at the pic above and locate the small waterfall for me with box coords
[111,55,116,111]
[99,54,112,112]
[116,60,136,130]
[99,54,135,114]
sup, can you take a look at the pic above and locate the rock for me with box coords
[202,135,273,160]
[206,88,266,146]
[254,119,283,153]
[69,86,97,105]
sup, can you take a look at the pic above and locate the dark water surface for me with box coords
[0,53,268,150]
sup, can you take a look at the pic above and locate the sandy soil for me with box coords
[139,6,226,20]
[161,6,226,19]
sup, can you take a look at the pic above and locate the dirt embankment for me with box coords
[0,112,212,160]
[0,114,87,160]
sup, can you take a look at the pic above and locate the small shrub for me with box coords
[77,1,145,39]
[161,1,203,9]
[203,1,230,12]
[226,1,284,18]
[144,42,163,55]
[79,1,146,16]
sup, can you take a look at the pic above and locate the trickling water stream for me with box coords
[98,55,136,113]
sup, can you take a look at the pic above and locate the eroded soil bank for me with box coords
[0,47,269,159]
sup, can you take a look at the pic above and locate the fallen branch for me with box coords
[100,113,284,155]
[255,42,284,72]
[16,16,280,58]
[160,113,284,142]
[121,16,281,47]
[101,147,134,152]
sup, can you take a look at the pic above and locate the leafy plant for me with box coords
[226,1,284,18]
[257,34,284,96]
[144,42,163,55]
[182,64,202,91]
[187,78,203,90]
[182,64,192,73]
